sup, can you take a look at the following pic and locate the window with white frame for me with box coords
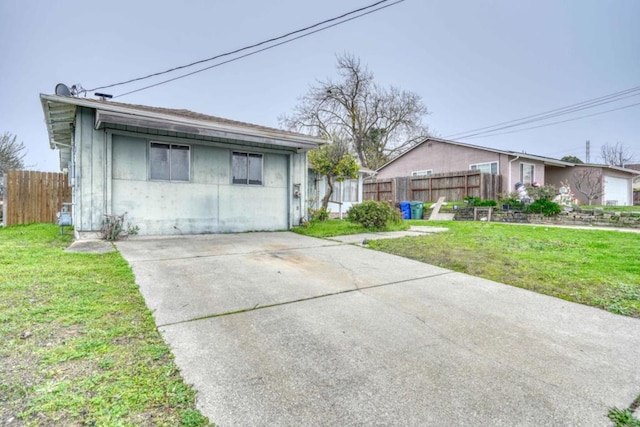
[149,142,190,181]
[520,163,535,185]
[341,179,358,202]
[411,169,433,177]
[470,161,498,174]
[232,152,263,185]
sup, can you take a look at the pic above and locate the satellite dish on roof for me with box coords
[55,83,71,96]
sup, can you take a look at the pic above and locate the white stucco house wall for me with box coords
[41,94,324,237]
[307,168,375,218]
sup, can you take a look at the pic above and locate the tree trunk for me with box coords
[321,176,334,210]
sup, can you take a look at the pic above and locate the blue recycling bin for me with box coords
[400,201,411,219]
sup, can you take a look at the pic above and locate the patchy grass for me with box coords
[0,224,211,426]
[297,219,640,317]
[293,218,409,238]
[369,221,640,317]
[589,205,640,213]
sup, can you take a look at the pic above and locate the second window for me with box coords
[232,152,263,185]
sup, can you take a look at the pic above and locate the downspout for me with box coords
[70,128,79,240]
[508,155,520,194]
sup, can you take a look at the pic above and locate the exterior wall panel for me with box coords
[74,109,302,235]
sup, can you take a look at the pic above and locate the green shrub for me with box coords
[500,194,525,210]
[526,199,562,217]
[347,200,402,229]
[309,206,331,222]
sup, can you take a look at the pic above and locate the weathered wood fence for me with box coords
[363,171,502,203]
[1,170,71,226]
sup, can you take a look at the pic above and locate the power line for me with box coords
[89,0,398,92]
[445,84,640,139]
[453,91,640,139]
[114,0,403,99]
[462,101,640,140]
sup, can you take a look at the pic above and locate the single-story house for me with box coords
[41,94,324,237]
[375,137,639,205]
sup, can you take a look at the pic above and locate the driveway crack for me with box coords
[156,271,455,328]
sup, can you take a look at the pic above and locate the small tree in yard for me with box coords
[308,139,359,212]
[573,169,604,205]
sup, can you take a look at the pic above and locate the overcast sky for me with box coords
[1,0,638,172]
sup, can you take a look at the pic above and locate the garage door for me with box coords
[603,176,629,205]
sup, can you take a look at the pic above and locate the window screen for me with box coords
[232,152,263,185]
[150,143,190,182]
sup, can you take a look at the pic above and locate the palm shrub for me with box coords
[347,200,402,229]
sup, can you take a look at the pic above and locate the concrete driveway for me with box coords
[116,232,640,426]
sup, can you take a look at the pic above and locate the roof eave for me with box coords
[40,93,324,150]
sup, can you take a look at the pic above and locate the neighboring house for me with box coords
[546,164,639,206]
[41,94,323,237]
[376,137,574,194]
[626,164,640,190]
[375,137,638,205]
[308,168,375,218]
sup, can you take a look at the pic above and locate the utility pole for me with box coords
[585,140,590,163]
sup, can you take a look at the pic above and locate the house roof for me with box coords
[376,136,575,172]
[575,163,640,175]
[40,94,325,168]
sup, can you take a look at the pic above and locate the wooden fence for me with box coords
[363,171,502,203]
[2,170,71,226]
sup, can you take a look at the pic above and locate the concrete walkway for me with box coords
[115,232,640,426]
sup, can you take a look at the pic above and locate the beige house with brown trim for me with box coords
[376,137,639,205]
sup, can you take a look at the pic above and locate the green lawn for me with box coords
[0,224,211,426]
[295,219,640,318]
[295,218,410,238]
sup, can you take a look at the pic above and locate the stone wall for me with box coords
[443,205,640,228]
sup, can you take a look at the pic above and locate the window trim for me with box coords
[148,142,191,182]
[469,161,498,174]
[232,151,264,186]
[411,169,433,177]
[330,178,359,203]
[520,162,535,185]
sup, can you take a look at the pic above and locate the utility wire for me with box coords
[114,0,403,99]
[462,101,640,140]
[445,84,640,139]
[451,91,640,140]
[89,0,397,92]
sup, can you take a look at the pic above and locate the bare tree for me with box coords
[0,132,27,175]
[600,142,635,167]
[281,53,430,170]
[572,169,604,205]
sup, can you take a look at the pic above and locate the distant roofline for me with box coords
[376,136,577,171]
